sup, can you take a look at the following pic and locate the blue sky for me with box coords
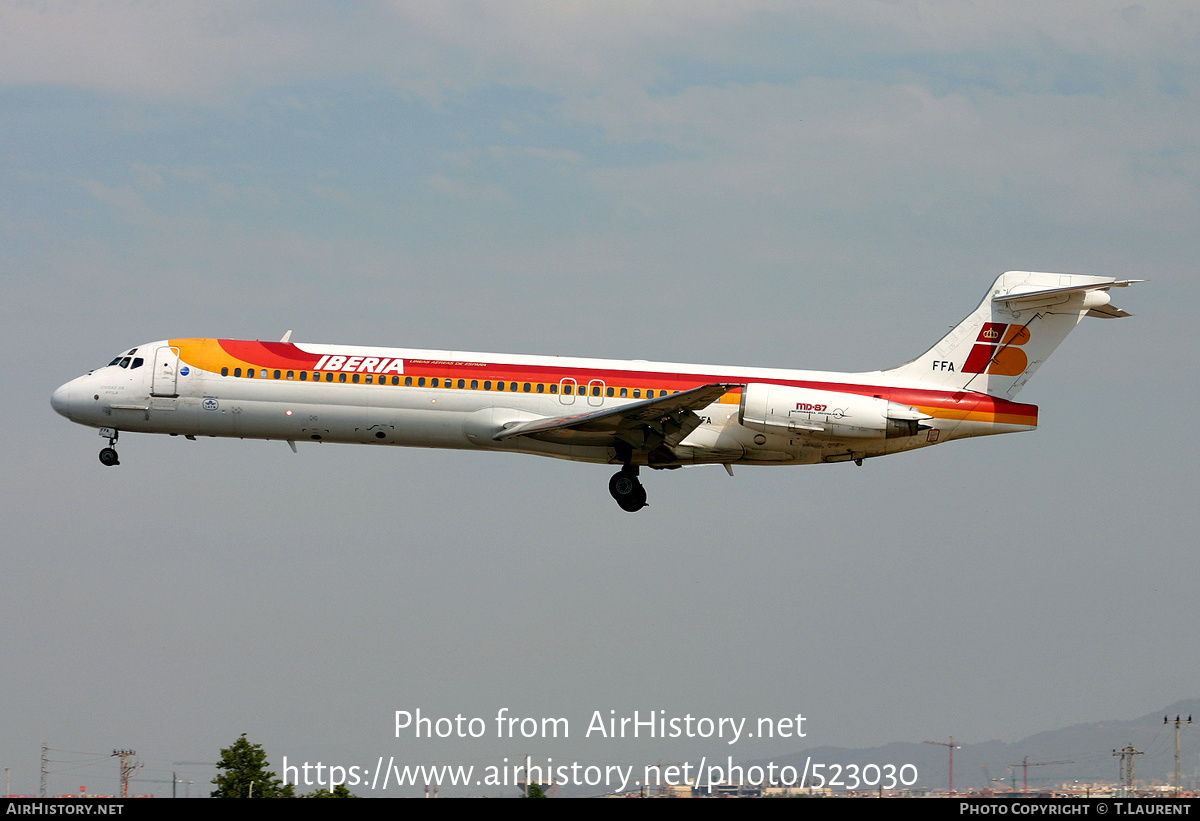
[3,1,1196,796]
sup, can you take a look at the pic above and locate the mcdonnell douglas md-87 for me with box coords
[53,272,1137,511]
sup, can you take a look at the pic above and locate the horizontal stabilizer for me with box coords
[994,278,1142,317]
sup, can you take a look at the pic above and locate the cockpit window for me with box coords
[130,357,144,369]
[107,348,139,367]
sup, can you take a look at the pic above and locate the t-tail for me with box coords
[888,271,1141,398]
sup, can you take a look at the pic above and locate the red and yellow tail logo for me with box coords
[963,323,1030,375]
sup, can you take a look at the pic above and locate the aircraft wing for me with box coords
[493,383,741,451]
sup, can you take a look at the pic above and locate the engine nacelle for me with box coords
[739,383,931,440]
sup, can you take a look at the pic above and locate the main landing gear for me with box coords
[608,466,647,513]
[99,430,120,467]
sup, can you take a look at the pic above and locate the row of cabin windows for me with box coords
[218,366,677,399]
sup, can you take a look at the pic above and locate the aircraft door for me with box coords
[587,379,605,407]
[559,378,577,406]
[151,346,180,397]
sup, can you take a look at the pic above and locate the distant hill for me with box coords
[753,699,1199,793]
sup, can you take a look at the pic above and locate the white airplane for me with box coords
[52,272,1137,511]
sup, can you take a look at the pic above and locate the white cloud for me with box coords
[0,1,323,98]
[5,2,1195,101]
[563,76,1200,234]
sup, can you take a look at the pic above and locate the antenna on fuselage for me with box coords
[279,330,292,343]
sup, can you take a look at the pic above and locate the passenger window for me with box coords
[299,371,307,381]
[365,374,373,384]
[405,377,413,386]
[646,389,653,398]
[497,381,505,391]
[457,379,465,389]
[523,383,531,392]
[261,369,268,379]
[564,385,572,395]
[484,381,492,390]
[592,386,601,396]
[246,369,255,379]
[620,387,627,398]
[431,378,439,388]
[234,368,242,377]
[550,384,558,394]
[633,389,641,398]
[536,384,544,393]
[418,377,426,387]
[325,373,333,382]
[352,374,360,383]
[392,376,400,385]
[274,370,281,380]
[221,367,229,377]
[339,373,347,383]
[287,371,295,380]
[606,387,614,397]
[471,380,479,390]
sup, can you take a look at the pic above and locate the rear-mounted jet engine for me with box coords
[738,383,932,440]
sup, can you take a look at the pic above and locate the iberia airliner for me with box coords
[52,272,1137,511]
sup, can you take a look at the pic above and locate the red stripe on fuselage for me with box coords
[218,339,324,368]
[211,340,1037,423]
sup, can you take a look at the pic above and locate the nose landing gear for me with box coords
[608,466,647,512]
[98,430,120,467]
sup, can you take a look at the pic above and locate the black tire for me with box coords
[609,471,638,500]
[99,447,120,467]
[611,475,648,512]
[617,490,647,512]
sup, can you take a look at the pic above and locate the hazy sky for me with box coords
[3,1,1196,797]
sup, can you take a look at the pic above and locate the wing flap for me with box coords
[492,383,740,443]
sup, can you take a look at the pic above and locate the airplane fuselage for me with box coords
[51,272,1137,511]
[51,337,1034,468]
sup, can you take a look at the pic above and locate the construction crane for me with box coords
[1009,756,1073,794]
[924,737,961,796]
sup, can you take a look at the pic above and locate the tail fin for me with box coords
[887,271,1140,398]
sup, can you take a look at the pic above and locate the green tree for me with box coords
[211,734,295,798]
[303,784,357,798]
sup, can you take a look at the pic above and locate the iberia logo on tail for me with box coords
[962,323,1031,376]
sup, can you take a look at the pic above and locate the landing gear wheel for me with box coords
[99,447,120,467]
[609,472,635,497]
[608,468,647,512]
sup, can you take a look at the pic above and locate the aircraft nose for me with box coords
[51,381,74,418]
